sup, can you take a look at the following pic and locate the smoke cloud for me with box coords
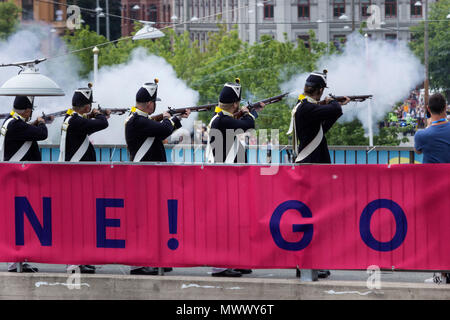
[0,25,199,145]
[281,33,424,135]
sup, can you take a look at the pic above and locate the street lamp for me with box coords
[95,1,104,35]
[0,59,65,96]
[93,47,99,88]
[132,21,165,40]
[420,0,429,108]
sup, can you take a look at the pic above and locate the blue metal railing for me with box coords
[39,144,423,164]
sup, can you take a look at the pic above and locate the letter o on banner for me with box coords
[359,199,407,252]
[270,200,313,251]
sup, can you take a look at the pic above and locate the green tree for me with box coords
[0,1,20,39]
[409,0,450,100]
[326,119,368,145]
[63,23,402,146]
[63,25,109,77]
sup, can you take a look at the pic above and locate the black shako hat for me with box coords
[72,83,94,107]
[219,78,242,104]
[305,69,328,89]
[136,79,161,103]
[13,96,34,110]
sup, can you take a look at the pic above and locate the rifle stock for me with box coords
[233,92,289,119]
[319,94,373,105]
[151,103,217,122]
[96,106,130,116]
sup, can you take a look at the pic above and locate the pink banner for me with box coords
[0,163,449,271]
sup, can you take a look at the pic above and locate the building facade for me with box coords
[4,0,68,33]
[121,0,165,36]
[137,0,436,48]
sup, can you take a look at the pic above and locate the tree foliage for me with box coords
[0,1,20,39]
[63,23,404,145]
[409,0,450,100]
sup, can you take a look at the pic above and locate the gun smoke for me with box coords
[0,25,199,145]
[281,32,425,136]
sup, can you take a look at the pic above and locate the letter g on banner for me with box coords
[360,199,407,252]
[270,200,313,251]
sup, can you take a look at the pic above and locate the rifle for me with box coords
[150,103,217,122]
[319,94,373,105]
[95,106,130,116]
[41,110,70,124]
[88,105,131,119]
[233,92,290,119]
[0,106,132,124]
[0,110,67,123]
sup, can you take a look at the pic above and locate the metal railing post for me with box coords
[299,269,318,282]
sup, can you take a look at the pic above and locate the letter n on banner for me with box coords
[15,197,52,246]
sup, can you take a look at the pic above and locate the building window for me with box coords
[385,33,397,42]
[410,0,422,18]
[22,0,34,21]
[168,4,171,22]
[361,0,371,17]
[264,4,274,19]
[54,3,63,21]
[385,0,397,18]
[149,5,157,22]
[297,0,310,19]
[298,35,310,49]
[130,4,139,20]
[333,0,345,18]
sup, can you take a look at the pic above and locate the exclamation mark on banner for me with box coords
[167,199,179,250]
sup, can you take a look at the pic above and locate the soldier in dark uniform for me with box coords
[1,96,47,272]
[207,79,263,165]
[288,70,350,279]
[125,79,190,275]
[59,86,109,274]
[58,85,109,163]
[125,79,190,163]
[0,96,47,162]
[207,80,264,277]
[288,70,350,164]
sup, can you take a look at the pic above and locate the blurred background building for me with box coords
[1,0,68,34]
[119,0,436,48]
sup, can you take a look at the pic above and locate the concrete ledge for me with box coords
[0,272,449,300]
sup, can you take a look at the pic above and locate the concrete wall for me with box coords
[1,272,449,300]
